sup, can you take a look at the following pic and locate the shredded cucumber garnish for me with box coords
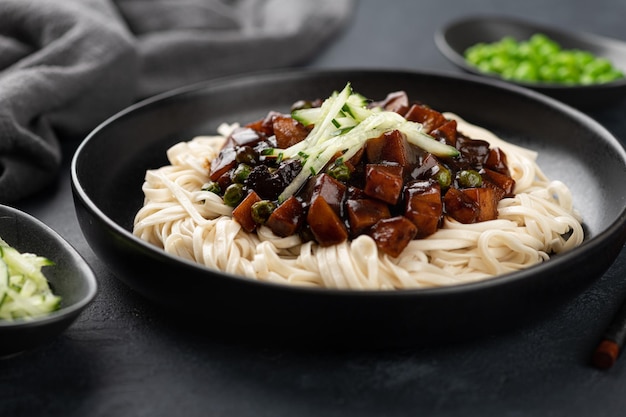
[275,83,459,202]
[0,237,61,320]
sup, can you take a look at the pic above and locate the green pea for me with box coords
[457,170,482,188]
[251,200,276,224]
[223,183,245,207]
[435,166,452,189]
[236,146,258,165]
[201,181,221,194]
[232,163,251,184]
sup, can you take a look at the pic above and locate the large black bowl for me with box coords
[435,15,626,108]
[0,205,97,356]
[71,69,626,347]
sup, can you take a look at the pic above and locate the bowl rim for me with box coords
[70,67,626,299]
[0,204,98,328]
[434,14,626,91]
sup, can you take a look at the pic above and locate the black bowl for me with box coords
[71,69,626,347]
[0,205,97,356]
[435,15,626,108]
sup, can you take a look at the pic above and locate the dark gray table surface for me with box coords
[4,0,626,416]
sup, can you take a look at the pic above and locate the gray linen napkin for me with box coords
[0,0,355,203]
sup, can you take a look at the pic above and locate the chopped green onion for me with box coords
[464,33,625,85]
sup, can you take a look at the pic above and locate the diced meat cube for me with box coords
[364,164,404,205]
[215,169,234,190]
[455,136,490,167]
[429,119,458,146]
[209,146,237,181]
[345,147,365,169]
[346,198,391,236]
[307,196,348,246]
[364,132,386,163]
[443,187,480,224]
[383,130,419,166]
[266,196,304,237]
[484,147,510,175]
[461,187,499,222]
[244,111,282,136]
[272,115,310,148]
[364,130,418,168]
[482,179,507,201]
[404,180,443,238]
[301,174,347,216]
[370,91,409,114]
[404,104,447,133]
[346,186,367,200]
[368,216,418,258]
[230,127,265,147]
[481,168,515,197]
[232,191,262,232]
[410,153,440,180]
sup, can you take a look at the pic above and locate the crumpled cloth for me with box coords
[0,0,355,203]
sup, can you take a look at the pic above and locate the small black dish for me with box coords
[71,68,626,348]
[435,15,626,108]
[0,205,97,357]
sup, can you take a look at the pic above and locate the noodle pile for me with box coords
[133,114,584,289]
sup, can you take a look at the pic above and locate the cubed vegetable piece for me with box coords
[364,164,404,205]
[461,187,499,222]
[244,111,282,136]
[345,147,365,169]
[302,174,347,216]
[404,104,447,133]
[482,179,506,201]
[429,119,458,146]
[484,147,510,175]
[227,126,265,149]
[232,191,262,232]
[443,187,480,224]
[364,132,386,163]
[307,196,349,246]
[346,185,367,200]
[346,198,391,236]
[266,196,304,237]
[410,153,440,179]
[404,180,443,238]
[209,147,237,182]
[455,136,490,167]
[481,168,515,197]
[371,90,409,114]
[368,216,418,258]
[366,129,419,167]
[272,115,310,148]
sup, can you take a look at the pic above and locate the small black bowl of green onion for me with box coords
[435,15,626,108]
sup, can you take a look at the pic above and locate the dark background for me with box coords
[3,0,626,416]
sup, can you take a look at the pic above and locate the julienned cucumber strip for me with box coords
[276,83,459,202]
[0,237,61,320]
